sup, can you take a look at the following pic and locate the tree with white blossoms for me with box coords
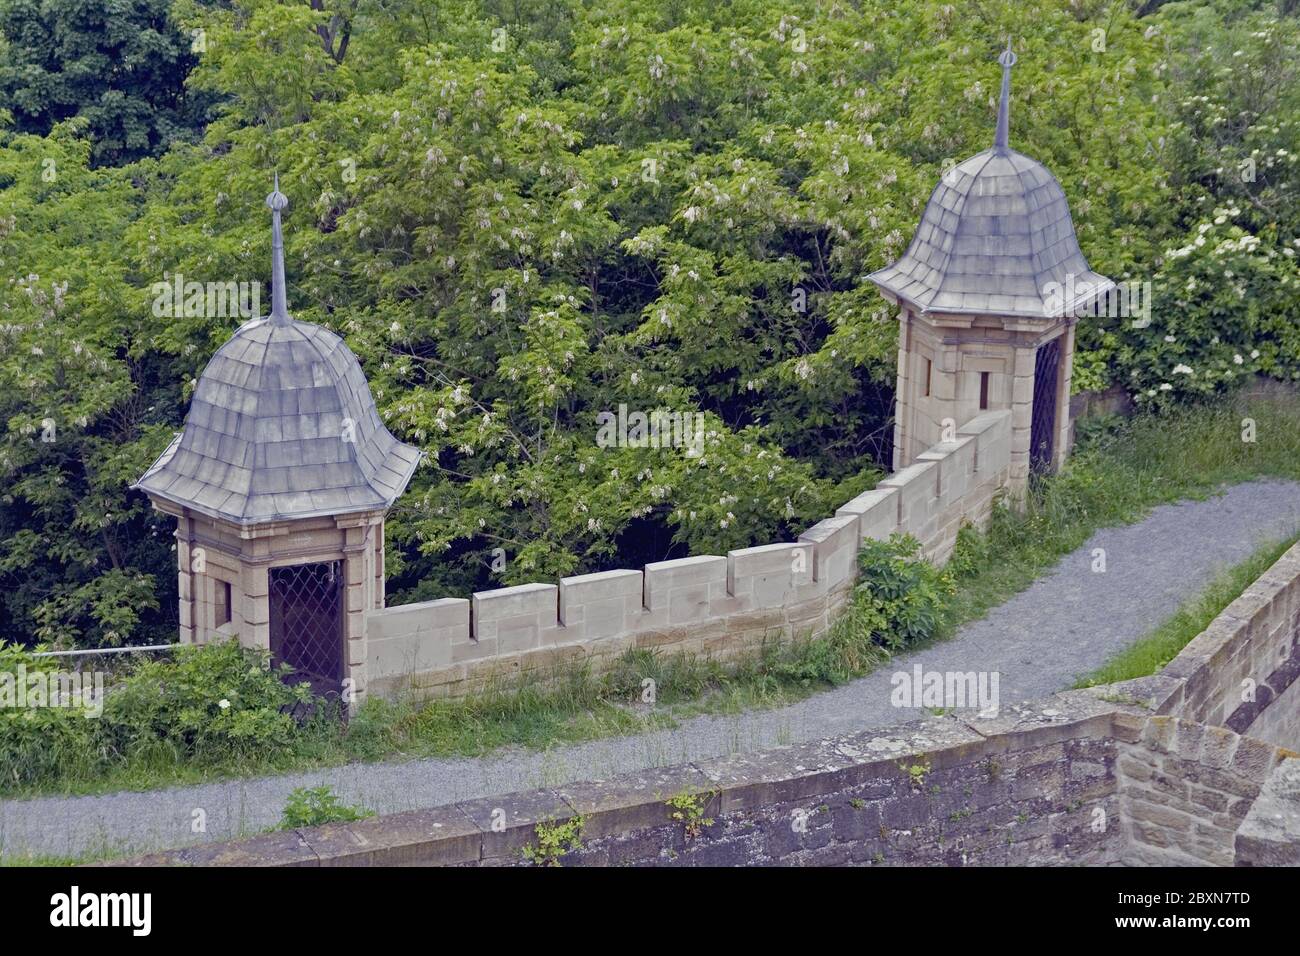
[1116,210,1300,409]
[1,0,1298,640]
[0,131,169,646]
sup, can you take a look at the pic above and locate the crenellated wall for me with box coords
[364,410,1013,700]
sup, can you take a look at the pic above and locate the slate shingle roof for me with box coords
[868,146,1113,318]
[135,317,421,525]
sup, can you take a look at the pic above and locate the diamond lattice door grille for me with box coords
[269,560,344,695]
[1030,338,1061,475]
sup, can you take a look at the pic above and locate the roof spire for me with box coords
[266,173,291,326]
[995,38,1016,151]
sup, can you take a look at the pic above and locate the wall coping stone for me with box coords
[1235,758,1300,865]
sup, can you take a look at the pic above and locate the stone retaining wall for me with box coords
[364,410,1012,699]
[1117,716,1291,866]
[1153,539,1300,748]
[1244,678,1300,750]
[1236,757,1300,865]
[117,690,1297,868]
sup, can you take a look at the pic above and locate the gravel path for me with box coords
[4,479,1299,861]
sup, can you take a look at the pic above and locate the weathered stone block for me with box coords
[456,788,576,862]
[305,805,483,867]
[644,556,726,624]
[1234,758,1300,866]
[727,542,814,610]
[559,568,643,640]
[798,514,859,590]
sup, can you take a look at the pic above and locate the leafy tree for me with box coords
[0,0,1297,644]
[0,127,176,645]
[0,0,211,165]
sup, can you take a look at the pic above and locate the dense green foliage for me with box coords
[0,0,1296,648]
[0,639,317,788]
[0,0,211,165]
[855,534,954,648]
[0,639,98,786]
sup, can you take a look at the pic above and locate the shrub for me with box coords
[100,640,313,766]
[855,534,955,650]
[0,642,102,788]
[0,640,341,794]
[1112,215,1300,410]
[666,791,715,840]
[946,523,990,581]
[767,598,889,686]
[522,816,584,867]
[766,533,951,686]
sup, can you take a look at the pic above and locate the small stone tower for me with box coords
[869,42,1112,498]
[134,178,421,704]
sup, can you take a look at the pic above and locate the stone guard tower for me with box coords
[134,180,421,703]
[869,43,1112,498]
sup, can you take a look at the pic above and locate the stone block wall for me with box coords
[1236,757,1300,865]
[1116,716,1291,866]
[364,410,1013,700]
[126,691,1297,868]
[1154,539,1300,748]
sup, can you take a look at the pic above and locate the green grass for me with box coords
[5,387,1300,807]
[0,835,135,867]
[0,852,108,867]
[1072,532,1299,689]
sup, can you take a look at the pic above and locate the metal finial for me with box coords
[266,173,290,325]
[995,38,1016,150]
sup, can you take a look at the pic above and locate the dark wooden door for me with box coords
[1030,338,1061,474]
[269,560,344,696]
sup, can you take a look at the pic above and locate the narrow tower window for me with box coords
[979,372,990,410]
[215,580,231,627]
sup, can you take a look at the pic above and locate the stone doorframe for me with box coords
[152,500,388,706]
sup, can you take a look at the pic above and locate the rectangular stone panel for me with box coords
[644,555,727,625]
[727,542,814,610]
[559,569,644,641]
[798,514,859,590]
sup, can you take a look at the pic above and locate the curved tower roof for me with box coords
[869,42,1113,318]
[135,179,421,525]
